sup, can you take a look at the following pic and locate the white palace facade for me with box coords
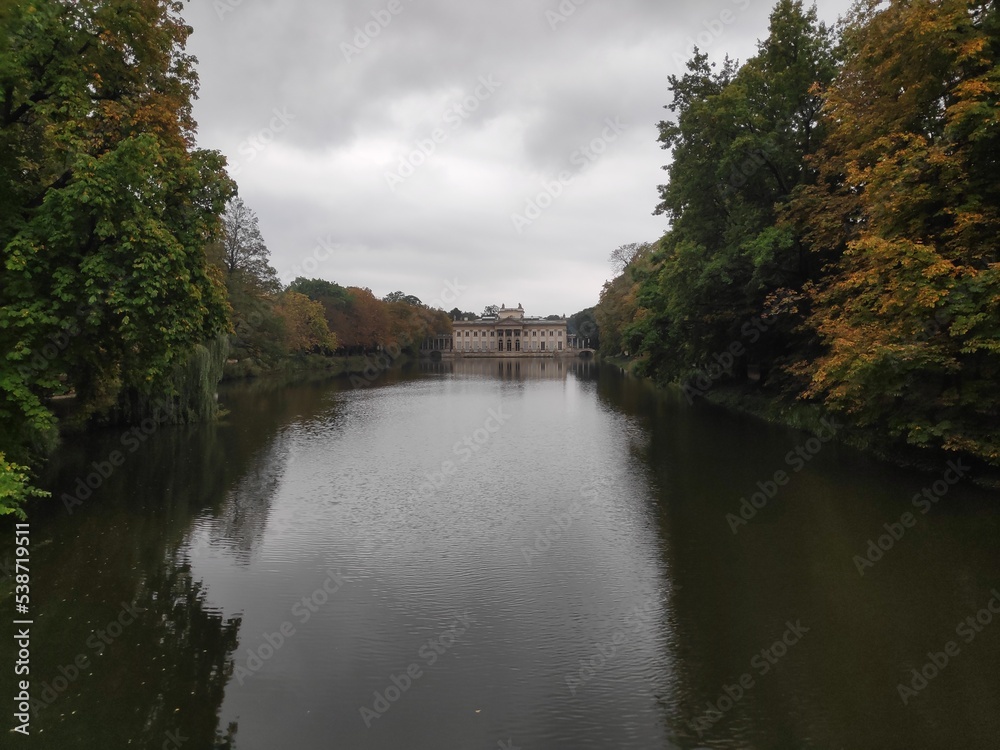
[424,304,577,357]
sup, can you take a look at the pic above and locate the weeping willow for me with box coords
[114,334,230,425]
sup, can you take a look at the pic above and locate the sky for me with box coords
[183,0,855,317]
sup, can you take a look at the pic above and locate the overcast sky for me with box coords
[183,0,853,316]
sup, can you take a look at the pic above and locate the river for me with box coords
[2,359,998,749]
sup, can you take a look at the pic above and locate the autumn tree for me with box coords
[792,0,1000,463]
[596,246,656,358]
[0,1,233,508]
[274,291,337,353]
[384,298,451,352]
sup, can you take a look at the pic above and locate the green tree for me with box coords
[288,277,350,305]
[210,197,286,375]
[0,1,233,510]
[569,307,600,350]
[632,0,836,384]
[383,290,422,306]
[219,196,279,293]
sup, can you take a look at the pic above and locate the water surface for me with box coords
[3,360,999,749]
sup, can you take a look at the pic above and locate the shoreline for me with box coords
[600,356,1000,491]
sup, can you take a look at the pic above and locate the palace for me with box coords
[423,304,577,356]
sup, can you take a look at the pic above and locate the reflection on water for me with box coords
[418,356,588,380]
[1,359,997,749]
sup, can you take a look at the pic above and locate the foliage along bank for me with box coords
[0,2,449,517]
[0,1,237,515]
[595,0,1000,470]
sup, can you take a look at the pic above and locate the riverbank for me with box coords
[600,356,1000,489]
[221,350,418,383]
[49,350,418,438]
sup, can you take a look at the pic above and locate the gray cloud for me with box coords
[186,0,853,315]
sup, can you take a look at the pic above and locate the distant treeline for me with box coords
[215,197,452,378]
[595,0,999,466]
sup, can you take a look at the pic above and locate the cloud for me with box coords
[186,0,854,315]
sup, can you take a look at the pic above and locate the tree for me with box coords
[385,299,452,352]
[627,0,836,383]
[219,197,279,293]
[569,308,600,350]
[608,243,651,274]
[209,197,284,375]
[482,304,500,317]
[383,290,423,306]
[596,250,655,359]
[0,0,233,493]
[0,453,48,519]
[274,291,337,353]
[289,277,350,306]
[791,0,1000,463]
